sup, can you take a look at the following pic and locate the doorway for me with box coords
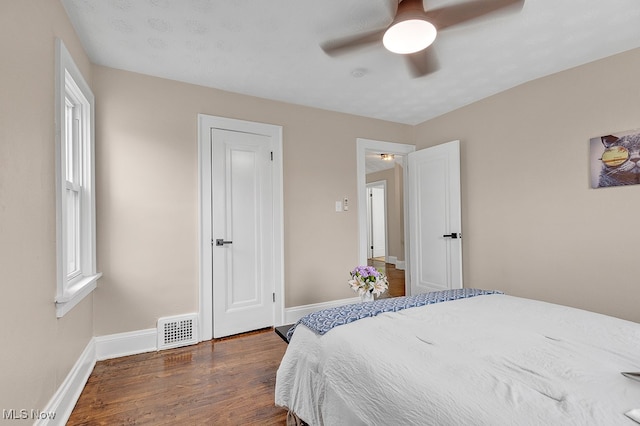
[356,138,463,297]
[357,139,414,295]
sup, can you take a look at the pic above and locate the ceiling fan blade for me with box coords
[425,0,524,31]
[405,47,439,78]
[321,29,388,57]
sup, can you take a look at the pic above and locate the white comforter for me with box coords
[275,294,640,425]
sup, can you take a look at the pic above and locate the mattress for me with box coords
[275,294,640,425]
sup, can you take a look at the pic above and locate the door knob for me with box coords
[442,233,460,239]
[215,239,233,246]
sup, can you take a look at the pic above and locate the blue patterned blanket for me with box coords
[286,288,503,342]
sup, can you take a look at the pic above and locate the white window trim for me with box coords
[55,39,100,318]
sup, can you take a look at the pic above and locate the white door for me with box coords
[408,140,462,295]
[211,128,274,337]
[367,184,386,259]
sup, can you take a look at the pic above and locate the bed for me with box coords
[275,290,640,425]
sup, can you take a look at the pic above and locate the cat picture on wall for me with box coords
[590,129,640,188]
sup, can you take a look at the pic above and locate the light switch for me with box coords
[343,197,349,211]
[335,201,343,212]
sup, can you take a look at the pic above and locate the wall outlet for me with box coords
[343,197,349,211]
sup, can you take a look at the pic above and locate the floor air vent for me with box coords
[157,314,198,350]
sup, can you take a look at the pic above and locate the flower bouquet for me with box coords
[348,265,389,301]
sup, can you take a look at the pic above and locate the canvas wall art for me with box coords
[590,128,640,188]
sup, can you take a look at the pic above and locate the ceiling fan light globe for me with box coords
[383,19,437,54]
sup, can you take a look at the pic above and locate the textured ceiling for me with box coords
[61,0,640,125]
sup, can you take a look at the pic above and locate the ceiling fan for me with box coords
[321,0,524,77]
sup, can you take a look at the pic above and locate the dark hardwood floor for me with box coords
[68,329,288,425]
[68,263,404,425]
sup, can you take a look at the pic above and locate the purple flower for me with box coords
[351,265,382,280]
[348,265,389,296]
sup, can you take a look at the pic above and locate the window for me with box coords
[55,39,100,317]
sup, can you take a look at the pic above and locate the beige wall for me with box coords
[366,164,405,261]
[3,0,639,413]
[414,48,640,323]
[0,0,94,413]
[92,66,414,335]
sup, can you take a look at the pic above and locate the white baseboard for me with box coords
[36,339,96,426]
[36,326,189,424]
[95,328,157,361]
[44,299,387,425]
[383,256,405,270]
[284,296,360,324]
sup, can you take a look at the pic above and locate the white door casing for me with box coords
[408,140,462,294]
[198,115,284,341]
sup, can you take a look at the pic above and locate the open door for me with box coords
[407,140,462,294]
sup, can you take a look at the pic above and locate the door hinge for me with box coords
[270,151,273,161]
[272,292,276,302]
